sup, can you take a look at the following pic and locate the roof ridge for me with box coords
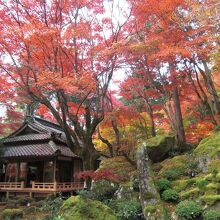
[34,117,63,131]
[49,140,59,153]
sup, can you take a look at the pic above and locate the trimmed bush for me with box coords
[162,168,182,181]
[204,210,220,220]
[156,178,171,192]
[112,199,142,220]
[175,200,202,220]
[161,189,179,202]
[2,209,23,220]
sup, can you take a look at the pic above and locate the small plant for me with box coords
[162,168,182,181]
[109,199,142,220]
[156,178,171,192]
[204,210,220,220]
[175,200,202,220]
[161,189,179,202]
[2,208,23,220]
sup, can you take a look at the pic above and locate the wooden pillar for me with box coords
[4,163,8,182]
[16,162,20,182]
[32,181,35,189]
[71,158,74,182]
[43,161,45,182]
[53,157,57,183]
[6,191,9,199]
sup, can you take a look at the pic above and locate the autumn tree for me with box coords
[96,93,146,166]
[0,0,132,187]
[120,0,219,148]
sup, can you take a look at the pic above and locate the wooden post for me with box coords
[43,161,45,182]
[53,158,57,193]
[71,158,74,183]
[21,181,24,189]
[53,158,57,183]
[32,181,35,189]
[54,181,57,190]
[4,164,8,182]
[29,192,33,198]
[6,191,9,199]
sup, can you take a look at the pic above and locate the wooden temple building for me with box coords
[0,116,84,198]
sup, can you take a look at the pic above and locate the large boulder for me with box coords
[194,131,220,158]
[58,196,117,220]
[145,135,175,162]
[194,132,220,173]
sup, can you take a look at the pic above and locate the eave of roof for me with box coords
[1,141,78,159]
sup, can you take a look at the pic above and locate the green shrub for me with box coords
[162,168,182,180]
[109,199,142,220]
[175,200,202,220]
[91,180,119,202]
[196,179,209,190]
[2,209,23,220]
[40,193,63,219]
[204,210,220,220]
[161,189,179,202]
[156,178,171,192]
[76,189,95,199]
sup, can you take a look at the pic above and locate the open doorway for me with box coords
[26,161,44,187]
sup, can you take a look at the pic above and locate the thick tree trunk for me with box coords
[173,88,186,149]
[81,141,98,190]
[202,61,220,116]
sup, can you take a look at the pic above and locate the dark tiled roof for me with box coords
[0,116,79,159]
[2,134,51,143]
[34,117,64,132]
[2,142,77,158]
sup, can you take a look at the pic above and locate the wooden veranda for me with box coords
[0,181,84,198]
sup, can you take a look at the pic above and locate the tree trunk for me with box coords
[81,141,98,190]
[144,99,156,137]
[173,88,186,150]
[149,109,156,137]
[202,61,220,116]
